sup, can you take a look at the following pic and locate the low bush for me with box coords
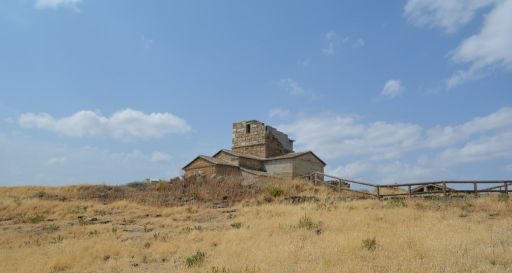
[297,215,318,230]
[497,194,509,202]
[186,250,206,268]
[267,186,284,197]
[362,237,377,251]
[23,214,46,224]
[230,222,242,229]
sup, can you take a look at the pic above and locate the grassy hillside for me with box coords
[0,179,511,273]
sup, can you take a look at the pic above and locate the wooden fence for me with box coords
[302,172,512,199]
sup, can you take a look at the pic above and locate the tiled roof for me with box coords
[240,167,270,176]
[185,149,326,170]
[214,149,326,166]
[214,149,263,160]
[182,155,237,169]
[199,155,237,166]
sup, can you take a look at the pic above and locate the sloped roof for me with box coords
[182,155,237,170]
[240,167,270,176]
[213,149,262,160]
[213,149,326,166]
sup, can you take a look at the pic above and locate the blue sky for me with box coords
[1,0,511,185]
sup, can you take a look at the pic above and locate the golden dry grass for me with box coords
[0,183,511,273]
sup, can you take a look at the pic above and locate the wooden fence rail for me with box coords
[302,172,512,199]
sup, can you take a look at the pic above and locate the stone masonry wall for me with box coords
[265,133,293,158]
[183,158,216,177]
[232,120,293,158]
[213,151,240,165]
[232,145,266,158]
[232,121,267,157]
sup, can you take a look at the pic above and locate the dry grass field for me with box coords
[0,179,511,273]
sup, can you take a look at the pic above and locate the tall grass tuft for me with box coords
[186,250,207,268]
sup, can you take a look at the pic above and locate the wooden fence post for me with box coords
[376,186,381,199]
[313,172,317,186]
[408,185,412,197]
[473,182,478,196]
[338,179,341,192]
[505,182,509,195]
[443,182,447,197]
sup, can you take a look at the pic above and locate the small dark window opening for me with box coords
[246,124,251,134]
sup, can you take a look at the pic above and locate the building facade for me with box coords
[183,120,325,179]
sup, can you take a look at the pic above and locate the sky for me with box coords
[0,0,511,185]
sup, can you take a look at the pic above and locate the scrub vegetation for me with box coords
[0,179,511,273]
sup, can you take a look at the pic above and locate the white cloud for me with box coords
[330,161,373,180]
[0,131,181,185]
[280,107,512,180]
[330,160,433,183]
[150,151,172,162]
[373,161,432,183]
[322,31,338,55]
[427,130,512,166]
[448,0,512,87]
[425,106,512,147]
[404,0,512,87]
[47,156,67,165]
[18,108,191,140]
[141,36,155,49]
[381,79,404,98]
[268,108,290,119]
[354,38,365,48]
[278,78,305,96]
[35,0,82,10]
[321,32,363,55]
[279,114,423,160]
[297,59,311,68]
[404,0,497,33]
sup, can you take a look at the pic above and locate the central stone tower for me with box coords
[231,120,294,158]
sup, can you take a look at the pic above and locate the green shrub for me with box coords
[387,197,407,208]
[267,186,284,197]
[50,234,64,244]
[297,215,318,230]
[71,205,88,214]
[194,225,203,231]
[185,250,206,268]
[24,215,46,224]
[46,224,60,232]
[362,237,377,251]
[208,267,230,273]
[35,191,47,198]
[230,222,242,229]
[497,194,509,202]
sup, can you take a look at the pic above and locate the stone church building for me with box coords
[183,120,325,179]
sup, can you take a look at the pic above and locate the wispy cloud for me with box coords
[47,156,67,165]
[447,0,512,87]
[404,0,512,87]
[297,58,311,68]
[34,0,82,10]
[354,38,365,48]
[150,151,172,162]
[404,0,497,33]
[141,35,155,49]
[381,79,404,98]
[322,31,365,55]
[268,108,290,119]
[280,107,512,182]
[322,31,340,55]
[278,78,306,96]
[17,109,191,140]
